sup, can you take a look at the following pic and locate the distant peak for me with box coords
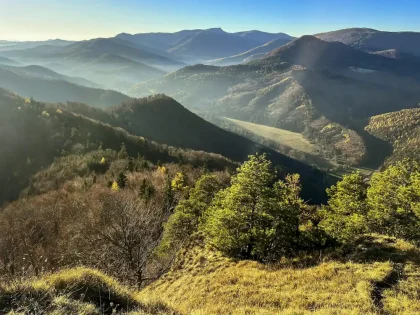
[296,35,321,42]
[204,28,225,34]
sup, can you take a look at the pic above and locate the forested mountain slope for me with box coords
[0,89,331,205]
[65,96,332,203]
[0,89,233,205]
[366,108,420,165]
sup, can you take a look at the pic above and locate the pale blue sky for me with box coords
[1,0,420,41]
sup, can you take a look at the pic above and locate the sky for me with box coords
[1,0,420,41]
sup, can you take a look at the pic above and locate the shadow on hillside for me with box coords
[350,123,393,169]
[334,235,420,265]
[266,235,420,272]
[294,71,395,170]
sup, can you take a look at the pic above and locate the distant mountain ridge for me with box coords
[0,65,130,107]
[116,28,294,61]
[0,64,98,87]
[0,38,170,90]
[209,37,294,66]
[316,28,420,56]
[0,39,74,52]
[0,56,20,66]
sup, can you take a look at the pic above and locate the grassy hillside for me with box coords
[139,235,420,314]
[0,268,177,314]
[2,234,418,314]
[222,117,317,154]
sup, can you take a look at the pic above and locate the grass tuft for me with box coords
[0,267,177,315]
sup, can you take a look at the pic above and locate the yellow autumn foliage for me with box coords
[171,172,187,191]
[111,181,119,191]
[157,166,167,174]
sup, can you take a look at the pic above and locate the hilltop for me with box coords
[0,88,331,205]
[316,28,420,56]
[66,96,332,203]
[0,89,235,204]
[265,35,420,75]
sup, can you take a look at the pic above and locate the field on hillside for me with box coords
[223,117,317,154]
[222,117,375,178]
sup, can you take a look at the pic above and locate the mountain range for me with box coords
[117,28,294,62]
[131,33,420,169]
[1,27,420,172]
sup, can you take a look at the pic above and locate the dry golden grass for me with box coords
[139,235,420,315]
[0,267,177,315]
[383,263,420,314]
[2,235,420,314]
[222,117,317,154]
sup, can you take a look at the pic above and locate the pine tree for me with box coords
[319,172,368,243]
[202,154,302,260]
[367,160,420,239]
[117,172,127,189]
[163,176,174,212]
[118,143,128,159]
[139,178,155,203]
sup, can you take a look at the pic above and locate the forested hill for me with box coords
[0,89,331,205]
[0,89,233,205]
[65,95,333,203]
